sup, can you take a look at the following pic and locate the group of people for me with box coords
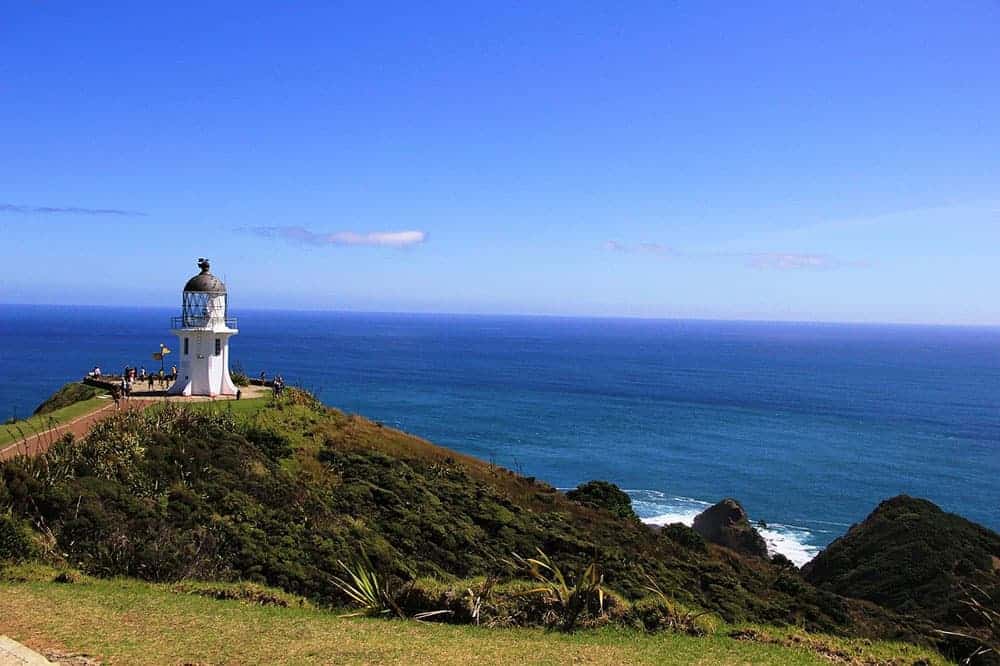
[95,364,179,409]
[260,371,287,397]
[272,373,287,397]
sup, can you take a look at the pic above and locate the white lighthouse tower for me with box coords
[167,258,239,397]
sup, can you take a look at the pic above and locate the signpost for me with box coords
[152,343,171,375]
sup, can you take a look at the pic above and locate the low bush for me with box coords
[661,523,708,553]
[400,576,628,630]
[566,480,638,521]
[172,581,311,608]
[0,514,36,562]
[629,596,719,635]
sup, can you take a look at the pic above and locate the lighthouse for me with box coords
[167,258,239,397]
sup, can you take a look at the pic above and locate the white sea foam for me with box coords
[757,526,820,567]
[625,490,822,567]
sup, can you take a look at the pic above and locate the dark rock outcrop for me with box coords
[692,498,769,558]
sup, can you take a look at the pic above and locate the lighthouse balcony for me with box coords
[171,315,239,330]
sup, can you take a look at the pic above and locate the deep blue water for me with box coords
[2,305,998,564]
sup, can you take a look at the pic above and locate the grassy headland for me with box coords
[0,383,109,447]
[1,385,995,663]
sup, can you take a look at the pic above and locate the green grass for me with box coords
[0,567,946,665]
[181,396,271,417]
[0,396,109,447]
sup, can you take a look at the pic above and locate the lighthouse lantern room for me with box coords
[168,258,239,396]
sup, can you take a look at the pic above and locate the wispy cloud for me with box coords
[1,203,146,216]
[602,240,674,256]
[747,253,836,270]
[603,241,865,270]
[245,225,428,248]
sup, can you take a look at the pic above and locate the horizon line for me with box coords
[1,301,998,330]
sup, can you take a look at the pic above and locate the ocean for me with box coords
[2,304,998,565]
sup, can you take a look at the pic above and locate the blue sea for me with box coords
[2,305,998,565]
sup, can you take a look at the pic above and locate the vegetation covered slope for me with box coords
[3,388,978,660]
[32,382,105,416]
[804,495,1000,660]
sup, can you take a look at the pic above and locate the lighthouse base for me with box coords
[168,328,239,397]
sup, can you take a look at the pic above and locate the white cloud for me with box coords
[245,226,427,248]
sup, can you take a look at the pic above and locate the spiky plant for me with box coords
[510,549,605,631]
[466,575,499,626]
[330,556,403,618]
[935,584,999,665]
[643,573,715,635]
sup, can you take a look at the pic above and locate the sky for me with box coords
[1,2,998,324]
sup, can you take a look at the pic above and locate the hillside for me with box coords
[0,386,992,663]
[804,495,1000,660]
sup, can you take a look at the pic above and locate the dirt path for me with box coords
[0,399,153,463]
[0,383,268,463]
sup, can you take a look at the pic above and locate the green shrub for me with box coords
[401,576,627,630]
[566,480,637,521]
[242,426,292,461]
[628,596,718,635]
[33,382,103,415]
[0,514,35,561]
[510,549,611,631]
[661,523,708,553]
[172,581,311,608]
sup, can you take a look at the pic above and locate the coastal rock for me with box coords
[691,498,769,558]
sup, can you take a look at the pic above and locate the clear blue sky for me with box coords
[2,2,998,324]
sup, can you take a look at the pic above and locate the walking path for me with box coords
[0,635,53,665]
[0,383,267,463]
[0,399,150,463]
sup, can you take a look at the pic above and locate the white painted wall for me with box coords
[168,321,239,397]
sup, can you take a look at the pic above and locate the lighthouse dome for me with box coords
[184,258,227,293]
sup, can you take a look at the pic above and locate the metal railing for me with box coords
[170,316,238,329]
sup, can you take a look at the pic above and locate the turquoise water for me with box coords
[2,305,998,564]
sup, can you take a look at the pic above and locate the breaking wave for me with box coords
[625,489,825,567]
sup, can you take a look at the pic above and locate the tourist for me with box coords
[139,366,147,380]
[111,385,120,409]
[259,370,266,383]
[91,366,102,378]
[147,374,155,390]
[236,388,242,400]
[170,365,177,380]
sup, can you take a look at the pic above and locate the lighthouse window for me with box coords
[184,338,189,355]
[215,338,221,356]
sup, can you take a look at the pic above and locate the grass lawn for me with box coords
[0,570,945,665]
[182,395,271,417]
[0,396,109,447]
